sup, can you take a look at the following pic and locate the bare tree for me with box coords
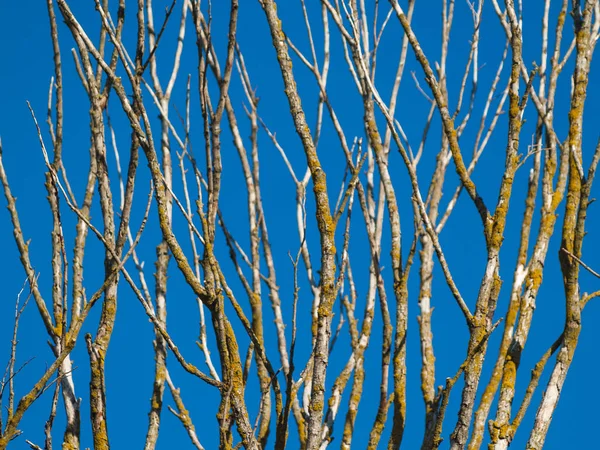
[1,0,599,449]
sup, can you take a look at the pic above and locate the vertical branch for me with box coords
[234,48,273,447]
[46,2,82,448]
[418,0,462,444]
[143,1,188,447]
[61,2,126,448]
[4,281,31,430]
[337,3,404,445]
[260,2,337,449]
[527,2,597,447]
[471,2,571,448]
[449,0,527,447]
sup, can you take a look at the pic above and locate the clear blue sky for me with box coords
[1,1,599,449]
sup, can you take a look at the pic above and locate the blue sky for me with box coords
[1,1,599,449]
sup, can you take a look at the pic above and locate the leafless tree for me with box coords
[1,0,599,449]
